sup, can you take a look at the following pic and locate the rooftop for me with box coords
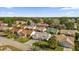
[19,29,33,36]
[47,28,58,34]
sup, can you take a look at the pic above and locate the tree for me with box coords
[76,17,79,24]
[59,17,70,24]
[74,33,79,51]
[65,22,74,29]
[39,41,49,48]
[48,36,57,49]
[0,17,4,21]
[77,24,79,31]
[43,19,54,26]
[75,41,79,51]
[32,18,41,23]
[4,17,15,27]
[27,20,31,25]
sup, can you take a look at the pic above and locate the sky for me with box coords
[0,7,79,17]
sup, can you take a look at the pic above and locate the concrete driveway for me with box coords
[64,48,72,51]
[0,37,32,51]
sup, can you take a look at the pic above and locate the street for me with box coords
[0,37,35,51]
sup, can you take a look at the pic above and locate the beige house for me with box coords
[16,21,26,24]
[59,30,77,37]
[24,26,36,30]
[37,23,49,27]
[35,26,46,32]
[56,34,73,48]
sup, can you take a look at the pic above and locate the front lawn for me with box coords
[16,37,30,43]
[32,45,63,51]
[3,32,16,39]
[55,46,64,51]
[32,41,64,51]
[72,47,75,51]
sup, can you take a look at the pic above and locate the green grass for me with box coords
[42,46,63,51]
[55,46,64,51]
[72,47,75,51]
[16,37,30,43]
[3,32,16,39]
[32,46,63,51]
[32,41,64,51]
[32,44,64,51]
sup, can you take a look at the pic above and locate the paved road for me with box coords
[24,40,39,46]
[0,37,32,51]
[64,48,72,51]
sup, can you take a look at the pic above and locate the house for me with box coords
[59,30,77,37]
[24,25,36,30]
[29,20,36,26]
[74,23,77,30]
[18,29,33,37]
[56,34,66,41]
[56,34,73,48]
[0,21,8,27]
[31,31,51,40]
[10,27,19,34]
[0,26,9,32]
[23,21,36,30]
[46,28,59,34]
[0,21,4,26]
[0,22,8,32]
[35,26,46,32]
[0,23,8,27]
[16,21,26,24]
[58,24,66,29]
[37,23,49,27]
[70,18,76,23]
[13,24,26,29]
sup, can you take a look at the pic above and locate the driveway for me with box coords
[64,48,72,51]
[0,37,32,51]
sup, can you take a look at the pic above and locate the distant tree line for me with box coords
[0,17,79,29]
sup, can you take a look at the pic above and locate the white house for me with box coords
[31,31,51,40]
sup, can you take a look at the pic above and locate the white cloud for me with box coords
[61,7,79,10]
[5,7,13,8]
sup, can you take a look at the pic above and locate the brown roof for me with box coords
[11,27,19,33]
[60,30,76,35]
[56,34,66,41]
[20,29,33,36]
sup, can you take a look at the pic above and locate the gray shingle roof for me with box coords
[32,32,51,40]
